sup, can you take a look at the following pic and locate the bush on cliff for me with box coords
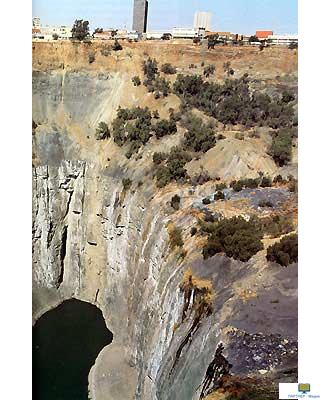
[202,216,264,261]
[161,63,176,74]
[153,147,192,187]
[266,234,298,266]
[170,195,181,210]
[95,122,110,140]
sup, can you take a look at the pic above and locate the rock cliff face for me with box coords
[32,42,298,400]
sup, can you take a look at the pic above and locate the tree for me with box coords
[88,52,96,63]
[122,178,132,191]
[266,234,298,266]
[71,20,90,41]
[52,33,59,40]
[112,39,122,51]
[207,35,218,50]
[93,28,103,35]
[288,41,298,50]
[202,216,264,261]
[132,76,141,86]
[282,91,295,103]
[223,61,234,76]
[170,195,181,210]
[161,63,176,74]
[143,57,158,81]
[95,122,110,140]
[203,64,216,77]
[249,35,260,43]
[154,119,177,139]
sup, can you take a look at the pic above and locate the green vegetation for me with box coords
[202,198,211,205]
[269,128,297,166]
[289,41,298,50]
[230,178,260,192]
[88,52,95,64]
[223,61,235,76]
[183,115,216,153]
[203,64,216,77]
[202,216,263,261]
[258,200,273,208]
[153,110,160,119]
[169,226,184,250]
[282,90,295,103]
[273,174,284,183]
[190,227,198,236]
[266,234,298,266]
[71,20,90,41]
[153,147,192,187]
[261,214,294,238]
[173,74,295,128]
[143,57,159,82]
[122,178,132,191]
[112,106,152,158]
[216,183,227,191]
[214,191,225,200]
[95,122,110,140]
[249,35,260,42]
[235,132,244,140]
[52,33,59,40]
[100,46,112,56]
[32,120,38,132]
[260,176,273,187]
[161,63,176,74]
[112,39,123,51]
[170,194,181,210]
[207,35,218,50]
[154,118,177,139]
[132,76,141,86]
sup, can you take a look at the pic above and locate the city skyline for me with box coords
[32,0,298,34]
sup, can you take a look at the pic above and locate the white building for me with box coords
[172,28,200,39]
[40,25,72,39]
[194,11,212,31]
[267,34,298,45]
[146,30,170,40]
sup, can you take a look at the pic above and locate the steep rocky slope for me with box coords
[32,41,298,400]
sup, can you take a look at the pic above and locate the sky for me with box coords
[32,0,298,35]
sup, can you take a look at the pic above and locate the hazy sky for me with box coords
[32,0,298,35]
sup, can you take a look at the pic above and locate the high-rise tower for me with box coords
[132,0,148,33]
[194,11,212,31]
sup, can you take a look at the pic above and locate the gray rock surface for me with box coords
[32,70,298,400]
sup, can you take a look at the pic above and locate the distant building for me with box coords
[172,28,204,39]
[133,0,148,33]
[39,25,72,39]
[256,30,273,40]
[32,17,41,29]
[267,34,298,45]
[146,30,170,40]
[194,12,212,31]
[205,31,236,40]
[93,31,113,40]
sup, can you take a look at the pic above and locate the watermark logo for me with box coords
[279,382,321,398]
[298,384,311,394]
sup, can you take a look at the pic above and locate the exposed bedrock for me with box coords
[32,69,297,400]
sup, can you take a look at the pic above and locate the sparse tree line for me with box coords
[167,211,297,267]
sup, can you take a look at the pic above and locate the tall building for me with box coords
[132,0,148,33]
[194,12,212,31]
